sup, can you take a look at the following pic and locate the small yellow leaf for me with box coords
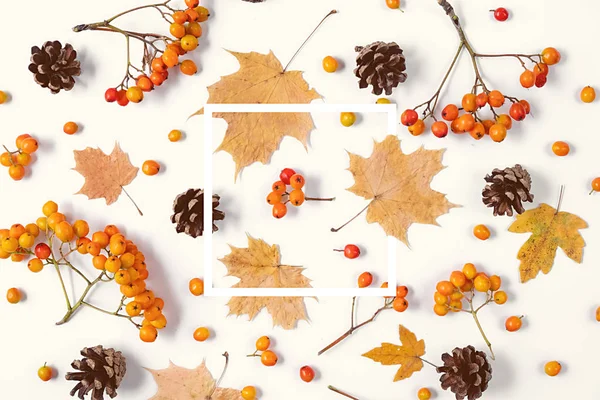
[362,325,425,381]
[509,203,587,283]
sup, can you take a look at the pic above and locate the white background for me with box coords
[1,0,600,399]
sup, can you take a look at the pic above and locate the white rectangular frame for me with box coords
[204,103,397,297]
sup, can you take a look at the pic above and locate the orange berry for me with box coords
[15,152,31,166]
[256,335,271,351]
[473,224,490,240]
[189,278,204,296]
[489,124,507,142]
[169,23,186,39]
[519,99,531,114]
[552,141,570,156]
[417,388,432,400]
[475,92,488,108]
[474,275,491,292]
[260,350,278,366]
[126,86,144,103]
[73,220,89,238]
[290,174,305,189]
[520,70,534,88]
[460,279,474,292]
[457,114,475,132]
[493,290,507,304]
[482,119,494,134]
[442,104,459,121]
[92,231,109,247]
[449,299,463,311]
[172,10,188,24]
[434,291,448,305]
[28,258,44,273]
[15,134,32,150]
[396,285,408,298]
[408,119,426,136]
[46,212,65,231]
[431,121,448,138]
[86,242,101,256]
[461,93,477,112]
[162,48,179,68]
[241,386,257,400]
[126,301,142,317]
[436,280,454,296]
[185,8,200,22]
[358,272,373,288]
[6,287,21,304]
[392,297,408,312]
[63,121,79,135]
[185,0,199,8]
[142,160,161,176]
[92,255,107,270]
[450,271,466,288]
[541,47,561,65]
[55,221,74,242]
[505,316,523,331]
[386,0,401,9]
[181,35,199,51]
[322,56,338,73]
[180,59,198,75]
[137,75,154,92]
[272,203,287,219]
[9,224,26,239]
[544,361,561,376]
[469,122,485,140]
[193,327,210,342]
[37,364,53,382]
[140,325,158,342]
[151,314,167,329]
[487,90,505,107]
[195,6,210,21]
[595,306,600,322]
[433,303,448,316]
[289,190,305,206]
[8,164,25,180]
[187,22,203,38]
[0,152,12,167]
[489,275,502,291]
[450,118,463,134]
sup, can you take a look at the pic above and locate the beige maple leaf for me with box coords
[147,360,242,400]
[339,135,457,245]
[73,142,138,205]
[193,50,321,179]
[362,325,426,382]
[220,235,311,330]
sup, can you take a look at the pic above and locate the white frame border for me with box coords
[203,103,397,297]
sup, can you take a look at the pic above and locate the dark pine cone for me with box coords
[171,188,225,238]
[354,41,407,95]
[436,345,492,400]
[29,41,81,94]
[482,164,533,217]
[65,345,126,400]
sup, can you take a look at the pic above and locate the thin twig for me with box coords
[331,202,371,233]
[328,386,359,400]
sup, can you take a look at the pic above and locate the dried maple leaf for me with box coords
[220,235,311,329]
[362,325,425,381]
[147,360,242,400]
[508,203,587,283]
[192,50,321,179]
[73,142,138,205]
[340,135,456,245]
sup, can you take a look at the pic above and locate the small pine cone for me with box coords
[482,164,533,217]
[65,345,126,400]
[171,188,225,238]
[436,345,492,400]
[354,41,407,95]
[28,41,81,94]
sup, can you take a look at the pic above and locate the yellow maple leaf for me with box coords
[362,325,425,381]
[508,203,587,283]
[342,135,456,245]
[147,360,242,400]
[219,235,311,330]
[193,50,321,179]
[73,142,138,205]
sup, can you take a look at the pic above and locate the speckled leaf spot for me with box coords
[508,203,587,283]
[219,235,312,330]
[72,142,138,205]
[192,50,321,180]
[345,135,457,246]
[362,325,426,381]
[147,360,243,400]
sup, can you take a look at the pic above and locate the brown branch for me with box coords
[328,385,360,400]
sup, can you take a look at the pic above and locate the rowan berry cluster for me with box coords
[267,168,334,219]
[248,336,279,367]
[74,0,209,107]
[1,134,39,181]
[433,263,506,359]
[0,201,166,342]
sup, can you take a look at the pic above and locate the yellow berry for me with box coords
[340,112,356,127]
[376,98,391,104]
[168,129,183,142]
[322,56,338,73]
[42,201,58,217]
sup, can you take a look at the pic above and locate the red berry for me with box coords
[116,90,129,106]
[35,243,51,260]
[401,109,418,126]
[535,74,547,88]
[279,168,296,185]
[431,121,449,138]
[299,366,315,383]
[492,7,509,21]
[509,103,526,121]
[343,244,360,259]
[104,88,118,103]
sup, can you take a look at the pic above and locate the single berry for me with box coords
[38,364,53,382]
[322,56,338,73]
[386,0,401,9]
[581,86,596,103]
[289,190,305,206]
[436,280,454,296]
[509,103,526,121]
[189,278,204,296]
[266,191,283,205]
[142,160,161,175]
[358,272,373,288]
[396,285,408,298]
[520,70,535,88]
[544,361,561,377]
[401,109,418,126]
[519,99,531,114]
[417,388,432,400]
[376,98,391,104]
[541,47,561,66]
[442,104,459,121]
[338,244,360,259]
[181,35,199,51]
[260,350,278,367]
[116,90,129,106]
[493,290,507,304]
[340,112,356,127]
[473,224,491,240]
[8,164,25,181]
[299,366,315,383]
[290,174,305,189]
[590,177,600,194]
[431,121,448,138]
[450,271,467,288]
[476,93,488,109]
[256,335,271,351]
[0,90,7,104]
[488,90,505,107]
[193,327,210,342]
[105,88,118,103]
[492,7,509,21]
[489,124,507,142]
[434,303,449,316]
[392,297,408,312]
[462,93,477,113]
[63,121,79,135]
[241,386,257,400]
[139,325,158,342]
[272,203,287,219]
[408,119,425,136]
[35,243,51,259]
[180,59,198,75]
[490,275,502,291]
[505,315,523,332]
[168,129,183,142]
[272,181,286,193]
[6,287,21,304]
[434,292,448,305]
[279,168,296,185]
[552,141,570,156]
[474,275,491,292]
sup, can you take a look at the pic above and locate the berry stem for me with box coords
[333,249,344,252]
[282,9,338,72]
[331,202,370,233]
[305,196,335,201]
[328,385,360,400]
[318,297,394,356]
[466,295,495,360]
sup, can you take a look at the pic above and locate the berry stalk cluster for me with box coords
[0,201,166,342]
[433,262,508,359]
[401,0,561,142]
[73,0,209,106]
[1,134,39,181]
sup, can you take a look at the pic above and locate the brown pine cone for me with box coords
[436,345,492,400]
[28,41,81,94]
[482,164,533,216]
[171,188,225,238]
[65,345,126,400]
[354,41,407,95]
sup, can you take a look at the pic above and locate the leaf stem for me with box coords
[419,357,439,369]
[282,10,338,72]
[328,385,360,400]
[330,202,371,233]
[121,186,144,216]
